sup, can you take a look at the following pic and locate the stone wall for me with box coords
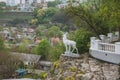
[47,54,120,80]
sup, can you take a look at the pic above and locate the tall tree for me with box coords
[47,1,58,7]
[48,26,62,38]
[101,0,120,39]
[0,36,4,50]
[0,2,6,12]
[32,7,58,24]
[0,36,22,78]
[66,0,120,39]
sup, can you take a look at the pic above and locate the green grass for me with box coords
[0,12,33,19]
[22,73,38,79]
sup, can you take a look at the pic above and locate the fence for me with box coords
[90,32,120,54]
[98,43,115,52]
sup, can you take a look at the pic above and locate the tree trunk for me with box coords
[89,25,101,40]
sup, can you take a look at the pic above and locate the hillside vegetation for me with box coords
[0,12,33,19]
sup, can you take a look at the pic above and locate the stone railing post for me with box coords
[115,32,119,36]
[95,39,101,50]
[115,42,120,54]
[115,32,119,40]
[90,37,96,49]
[100,35,106,42]
[107,33,113,42]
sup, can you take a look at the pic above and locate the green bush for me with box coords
[31,46,37,54]
[38,72,47,79]
[18,39,29,53]
[68,31,76,40]
[0,36,4,50]
[75,29,93,54]
[36,39,50,58]
[48,26,62,38]
[48,43,65,61]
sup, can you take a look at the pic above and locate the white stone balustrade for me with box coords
[90,37,96,49]
[107,33,113,38]
[100,35,106,40]
[115,32,119,36]
[114,32,119,41]
[99,35,108,43]
[107,33,114,42]
[95,39,101,50]
[115,42,120,54]
[98,43,115,52]
[90,31,120,54]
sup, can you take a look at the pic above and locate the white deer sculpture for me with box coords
[63,32,78,54]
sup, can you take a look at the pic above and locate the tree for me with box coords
[51,9,76,31]
[49,43,65,61]
[0,2,6,12]
[32,7,58,24]
[48,26,62,38]
[0,36,22,78]
[52,9,71,24]
[47,1,58,7]
[100,0,120,39]
[18,38,29,53]
[75,29,93,54]
[0,52,22,78]
[65,0,117,39]
[0,36,5,50]
[37,9,46,24]
[9,18,28,26]
[45,7,58,18]
[30,18,38,25]
[35,39,50,59]
[35,25,47,37]
[0,2,6,7]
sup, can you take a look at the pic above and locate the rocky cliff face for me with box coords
[47,54,120,80]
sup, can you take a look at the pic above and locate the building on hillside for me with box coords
[6,0,16,6]
[11,52,41,66]
[33,0,37,3]
[0,29,11,39]
[59,0,68,4]
[5,0,48,12]
[10,52,52,71]
[56,0,86,8]
[17,0,48,12]
[33,0,48,9]
[17,0,35,12]
[56,3,67,8]
[32,0,39,7]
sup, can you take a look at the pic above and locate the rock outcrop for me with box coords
[47,54,120,80]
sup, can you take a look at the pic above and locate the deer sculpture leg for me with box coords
[68,45,71,53]
[75,47,78,54]
[65,44,68,52]
[72,46,79,54]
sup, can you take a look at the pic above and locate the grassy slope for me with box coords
[0,12,33,20]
